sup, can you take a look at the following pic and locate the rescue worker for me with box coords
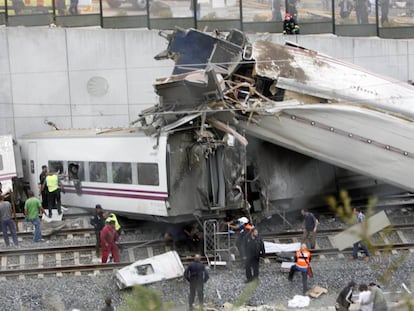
[184,254,209,311]
[283,13,300,34]
[90,204,105,255]
[365,282,388,311]
[228,216,254,261]
[39,165,48,210]
[103,211,121,234]
[288,243,311,295]
[244,228,265,283]
[100,220,120,263]
[45,170,64,217]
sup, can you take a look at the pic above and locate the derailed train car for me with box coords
[19,28,414,222]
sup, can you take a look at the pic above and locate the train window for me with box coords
[30,160,34,174]
[48,161,64,174]
[89,162,108,183]
[137,163,159,186]
[112,162,132,184]
[68,162,85,181]
[135,264,154,276]
[0,155,3,170]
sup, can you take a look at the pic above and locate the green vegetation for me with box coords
[118,285,165,311]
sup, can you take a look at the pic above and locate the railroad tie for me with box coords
[313,241,326,261]
[379,232,398,255]
[396,230,414,253]
[74,252,81,276]
[147,246,154,258]
[18,255,25,280]
[0,256,7,280]
[55,253,63,277]
[128,248,135,262]
[38,254,44,278]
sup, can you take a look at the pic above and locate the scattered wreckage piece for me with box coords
[115,250,185,289]
[329,210,391,251]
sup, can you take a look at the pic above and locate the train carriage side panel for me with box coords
[19,130,170,219]
[0,135,19,193]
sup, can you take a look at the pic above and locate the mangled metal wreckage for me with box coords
[137,27,414,219]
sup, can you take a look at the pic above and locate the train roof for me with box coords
[19,127,153,140]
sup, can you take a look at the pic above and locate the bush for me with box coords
[118,285,164,311]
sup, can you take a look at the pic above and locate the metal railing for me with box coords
[0,0,413,38]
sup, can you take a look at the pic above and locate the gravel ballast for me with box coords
[1,251,413,310]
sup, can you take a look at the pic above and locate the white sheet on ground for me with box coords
[264,241,301,253]
[288,295,311,308]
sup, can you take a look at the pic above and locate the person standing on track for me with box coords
[24,190,45,242]
[0,194,18,247]
[90,204,105,255]
[184,254,209,311]
[288,243,311,295]
[100,220,120,263]
[39,165,48,211]
[301,208,319,249]
[244,228,265,283]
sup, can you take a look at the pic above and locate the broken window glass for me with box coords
[137,163,159,186]
[89,162,107,183]
[112,162,132,184]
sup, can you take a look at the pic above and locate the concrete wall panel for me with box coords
[7,28,67,74]
[0,74,12,103]
[409,41,414,82]
[68,70,128,107]
[0,118,15,135]
[12,72,70,105]
[71,115,130,129]
[0,29,10,75]
[353,38,409,81]
[125,30,173,106]
[13,104,71,118]
[66,29,127,71]
[14,117,73,137]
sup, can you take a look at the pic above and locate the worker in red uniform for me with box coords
[100,220,120,263]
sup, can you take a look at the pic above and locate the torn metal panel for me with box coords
[154,69,225,110]
[329,211,391,251]
[252,40,414,118]
[115,251,184,289]
[155,28,246,76]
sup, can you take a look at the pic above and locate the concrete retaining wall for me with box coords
[0,27,413,138]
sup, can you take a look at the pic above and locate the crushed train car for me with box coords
[137,27,414,217]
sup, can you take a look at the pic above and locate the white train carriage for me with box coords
[18,125,246,223]
[0,135,23,193]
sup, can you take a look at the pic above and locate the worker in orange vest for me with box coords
[228,216,254,261]
[288,243,312,295]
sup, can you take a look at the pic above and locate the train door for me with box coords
[27,142,39,196]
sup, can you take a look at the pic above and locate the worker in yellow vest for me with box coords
[103,211,122,234]
[45,170,64,217]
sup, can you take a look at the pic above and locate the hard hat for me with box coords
[238,217,249,224]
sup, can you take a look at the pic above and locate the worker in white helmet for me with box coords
[227,216,254,261]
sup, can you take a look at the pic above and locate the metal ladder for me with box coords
[203,219,231,269]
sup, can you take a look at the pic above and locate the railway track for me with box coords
[1,222,414,280]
